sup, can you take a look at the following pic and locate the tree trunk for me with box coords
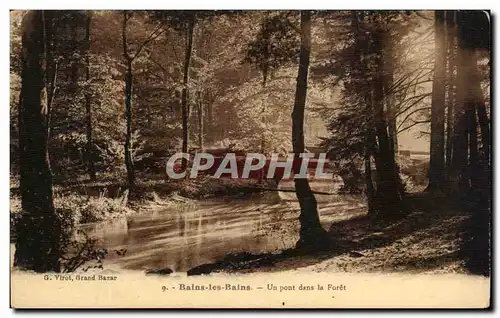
[352,11,379,215]
[122,13,135,188]
[454,11,491,276]
[382,24,405,196]
[465,50,482,189]
[445,10,456,173]
[371,29,403,218]
[69,13,79,93]
[428,11,446,192]
[451,112,469,194]
[15,10,61,273]
[124,61,134,187]
[259,71,268,183]
[467,94,478,188]
[197,91,204,151]
[292,11,329,251]
[260,69,268,155]
[206,92,213,143]
[475,82,490,166]
[388,117,398,156]
[43,11,57,168]
[451,11,472,194]
[382,21,398,157]
[451,90,469,194]
[469,52,490,168]
[85,11,96,180]
[181,14,195,170]
[364,144,376,215]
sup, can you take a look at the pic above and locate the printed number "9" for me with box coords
[162,286,167,292]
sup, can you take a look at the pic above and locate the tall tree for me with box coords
[371,25,403,217]
[444,10,456,172]
[474,58,490,168]
[451,11,474,194]
[449,10,490,195]
[196,90,204,151]
[181,12,195,169]
[244,13,299,156]
[454,10,491,276]
[322,11,417,216]
[382,16,398,157]
[43,11,58,167]
[427,11,446,191]
[15,10,62,272]
[122,11,165,188]
[122,12,135,188]
[351,10,377,213]
[459,11,489,190]
[84,11,96,180]
[292,11,329,250]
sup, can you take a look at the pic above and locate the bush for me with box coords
[53,192,133,225]
[400,160,429,186]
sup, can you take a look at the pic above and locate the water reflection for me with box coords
[80,180,366,272]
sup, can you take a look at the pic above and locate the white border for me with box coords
[2,1,498,316]
[5,0,499,10]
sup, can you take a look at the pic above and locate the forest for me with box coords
[10,10,490,276]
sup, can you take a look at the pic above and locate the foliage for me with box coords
[244,13,300,81]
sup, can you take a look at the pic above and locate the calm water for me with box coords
[79,180,367,272]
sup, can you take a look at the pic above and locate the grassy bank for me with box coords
[10,175,277,235]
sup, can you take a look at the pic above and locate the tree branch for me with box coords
[148,56,178,82]
[393,93,432,118]
[132,22,167,61]
[122,11,131,62]
[396,106,431,131]
[397,120,430,135]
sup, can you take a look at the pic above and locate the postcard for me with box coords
[10,9,491,309]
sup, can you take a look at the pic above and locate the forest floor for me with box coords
[185,193,478,276]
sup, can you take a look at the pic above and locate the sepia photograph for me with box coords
[9,7,491,309]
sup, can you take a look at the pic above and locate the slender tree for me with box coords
[292,11,329,250]
[352,10,377,214]
[382,17,398,157]
[84,11,96,180]
[197,90,204,151]
[451,11,474,194]
[122,12,135,188]
[122,11,165,188]
[244,13,299,156]
[428,11,446,191]
[181,13,195,170]
[43,11,58,167]
[445,10,456,172]
[474,60,490,167]
[371,27,403,217]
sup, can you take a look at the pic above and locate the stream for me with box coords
[80,180,367,272]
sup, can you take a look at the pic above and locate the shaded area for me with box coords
[458,188,491,277]
[186,193,488,276]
